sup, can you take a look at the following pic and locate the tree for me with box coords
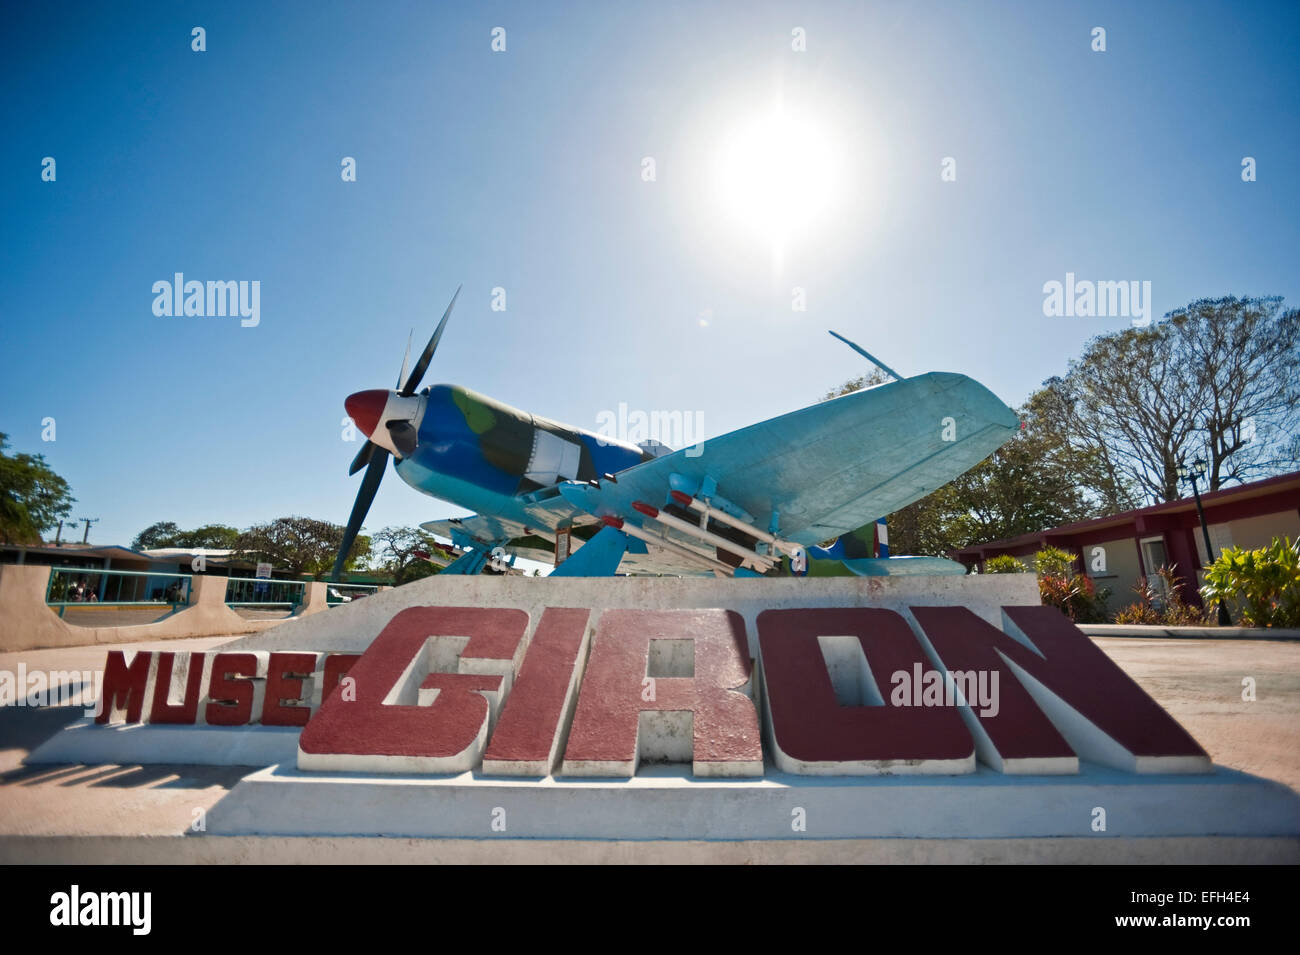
[234,517,370,579]
[0,433,75,545]
[370,525,450,585]
[1170,296,1299,490]
[130,521,239,550]
[131,521,182,550]
[175,524,240,549]
[821,368,892,401]
[1042,296,1299,504]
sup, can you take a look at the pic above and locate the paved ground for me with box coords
[60,606,179,628]
[0,634,1296,852]
[1092,637,1300,792]
[0,636,243,839]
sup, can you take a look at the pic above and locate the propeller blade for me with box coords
[396,329,413,389]
[347,440,376,476]
[401,285,462,396]
[332,445,389,579]
[386,419,418,457]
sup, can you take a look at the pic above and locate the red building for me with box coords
[952,470,1300,611]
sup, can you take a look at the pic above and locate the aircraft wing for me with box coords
[420,513,707,575]
[557,371,1020,546]
[422,514,535,547]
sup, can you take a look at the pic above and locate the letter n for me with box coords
[912,605,1210,773]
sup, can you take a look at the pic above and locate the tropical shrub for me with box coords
[1200,537,1300,628]
[1112,575,1162,624]
[1033,545,1075,578]
[984,554,1029,574]
[1033,546,1110,623]
[1113,565,1210,625]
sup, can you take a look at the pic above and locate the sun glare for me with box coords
[714,109,840,251]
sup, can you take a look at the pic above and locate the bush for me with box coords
[984,554,1029,574]
[1033,546,1110,623]
[1033,546,1075,578]
[1200,537,1300,628]
[1113,565,1210,626]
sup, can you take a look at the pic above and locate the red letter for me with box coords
[561,609,762,777]
[205,653,258,726]
[149,652,206,724]
[96,651,151,724]
[758,608,974,774]
[262,652,319,726]
[483,608,590,776]
[298,606,528,773]
[914,605,1210,773]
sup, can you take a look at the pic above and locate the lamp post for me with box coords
[1177,457,1232,626]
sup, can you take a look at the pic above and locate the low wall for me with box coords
[1081,623,1300,641]
[229,572,1042,654]
[0,565,320,652]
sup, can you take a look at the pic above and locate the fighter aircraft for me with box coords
[330,287,1021,579]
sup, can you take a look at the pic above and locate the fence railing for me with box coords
[224,576,306,610]
[45,566,192,618]
[326,582,380,606]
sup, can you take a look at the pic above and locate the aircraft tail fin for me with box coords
[810,519,885,561]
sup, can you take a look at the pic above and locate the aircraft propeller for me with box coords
[330,285,461,580]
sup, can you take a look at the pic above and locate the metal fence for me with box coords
[326,582,380,606]
[224,576,306,611]
[45,566,192,617]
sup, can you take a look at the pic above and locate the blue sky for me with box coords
[2,0,1297,549]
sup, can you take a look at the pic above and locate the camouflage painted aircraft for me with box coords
[331,288,1020,579]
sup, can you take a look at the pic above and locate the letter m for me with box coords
[206,280,239,317]
[911,606,1210,774]
[1097,280,1128,317]
[100,892,129,925]
[96,651,153,724]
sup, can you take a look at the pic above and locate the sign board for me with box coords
[255,562,272,579]
[554,527,572,565]
[91,601,1212,778]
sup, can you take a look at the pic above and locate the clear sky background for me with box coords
[2,0,1297,550]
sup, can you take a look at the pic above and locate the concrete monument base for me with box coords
[200,760,1300,842]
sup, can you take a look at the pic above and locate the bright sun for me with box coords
[714,109,840,251]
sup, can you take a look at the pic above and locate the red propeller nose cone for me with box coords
[345,390,389,438]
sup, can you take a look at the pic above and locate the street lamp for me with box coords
[1177,457,1232,626]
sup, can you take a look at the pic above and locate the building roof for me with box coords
[0,542,148,563]
[953,469,1300,559]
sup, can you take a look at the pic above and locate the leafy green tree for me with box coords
[131,521,239,550]
[131,521,182,550]
[0,433,75,545]
[234,517,370,579]
[370,525,449,585]
[175,524,240,549]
